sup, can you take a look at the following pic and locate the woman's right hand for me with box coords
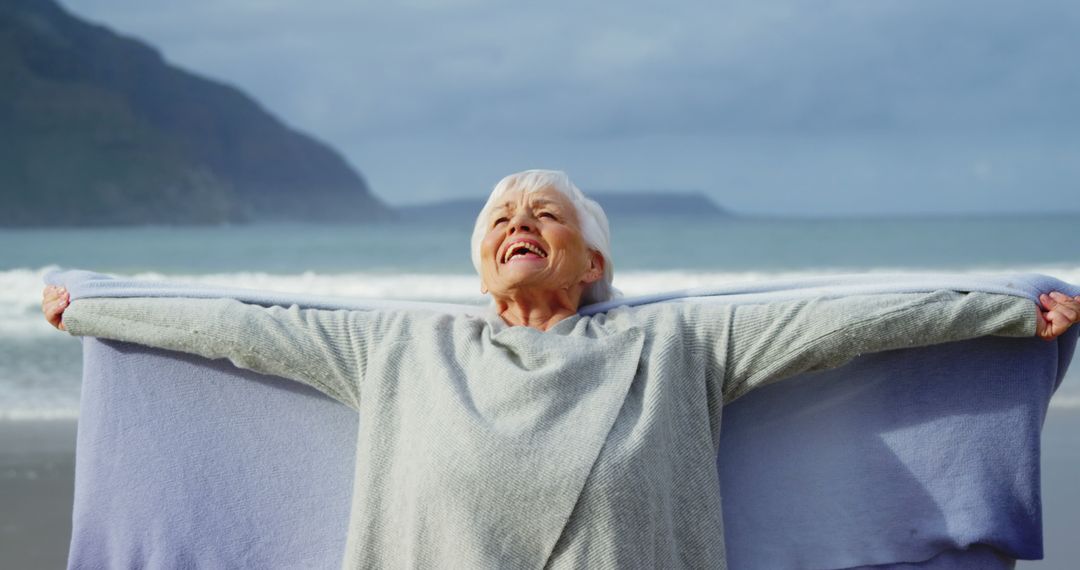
[42,285,70,331]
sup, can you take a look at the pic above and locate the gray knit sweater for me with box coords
[62,290,1037,569]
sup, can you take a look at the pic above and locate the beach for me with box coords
[3,219,1080,567]
[1026,409,1080,569]
[1,420,76,569]
[3,410,1077,568]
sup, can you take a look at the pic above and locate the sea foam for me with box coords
[4,265,1079,419]
[7,265,1080,338]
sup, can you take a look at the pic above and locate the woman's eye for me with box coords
[493,217,509,227]
[538,212,556,220]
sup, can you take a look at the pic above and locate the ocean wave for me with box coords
[1049,395,1080,410]
[5,264,1079,420]
[5,265,1080,338]
[0,408,80,421]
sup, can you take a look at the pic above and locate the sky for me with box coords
[59,0,1080,216]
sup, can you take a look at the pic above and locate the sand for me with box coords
[1,420,77,569]
[2,413,1077,569]
[1020,409,1080,569]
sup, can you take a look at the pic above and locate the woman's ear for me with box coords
[582,250,605,285]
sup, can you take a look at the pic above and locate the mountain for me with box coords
[0,0,392,226]
[397,192,733,222]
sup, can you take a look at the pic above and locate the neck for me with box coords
[493,286,582,331]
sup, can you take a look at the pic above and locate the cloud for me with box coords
[55,0,1080,213]
[61,0,1080,139]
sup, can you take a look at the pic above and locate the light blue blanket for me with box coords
[47,269,1078,569]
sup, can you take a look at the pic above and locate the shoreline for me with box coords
[0,419,77,569]
[2,412,1078,569]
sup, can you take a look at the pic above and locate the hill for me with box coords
[0,0,391,226]
[397,192,732,222]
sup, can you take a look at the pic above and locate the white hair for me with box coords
[470,169,618,305]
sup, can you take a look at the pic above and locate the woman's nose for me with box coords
[508,213,534,233]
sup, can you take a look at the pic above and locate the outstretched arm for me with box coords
[703,290,1042,404]
[57,295,382,411]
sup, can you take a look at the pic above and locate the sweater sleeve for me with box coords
[62,297,386,411]
[689,290,1038,404]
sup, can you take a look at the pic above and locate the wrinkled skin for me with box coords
[478,184,604,331]
[1037,291,1080,340]
[43,284,69,331]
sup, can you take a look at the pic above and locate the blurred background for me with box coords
[1,0,1078,567]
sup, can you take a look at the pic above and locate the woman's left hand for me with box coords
[1036,291,1080,340]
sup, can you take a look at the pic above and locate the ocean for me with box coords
[4,215,1079,421]
[2,215,1079,566]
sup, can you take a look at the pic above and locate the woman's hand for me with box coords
[42,285,70,331]
[1036,291,1080,341]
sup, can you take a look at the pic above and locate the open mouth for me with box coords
[502,239,548,263]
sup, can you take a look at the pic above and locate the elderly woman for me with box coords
[43,169,1080,569]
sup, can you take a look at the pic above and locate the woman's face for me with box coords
[479,185,602,298]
